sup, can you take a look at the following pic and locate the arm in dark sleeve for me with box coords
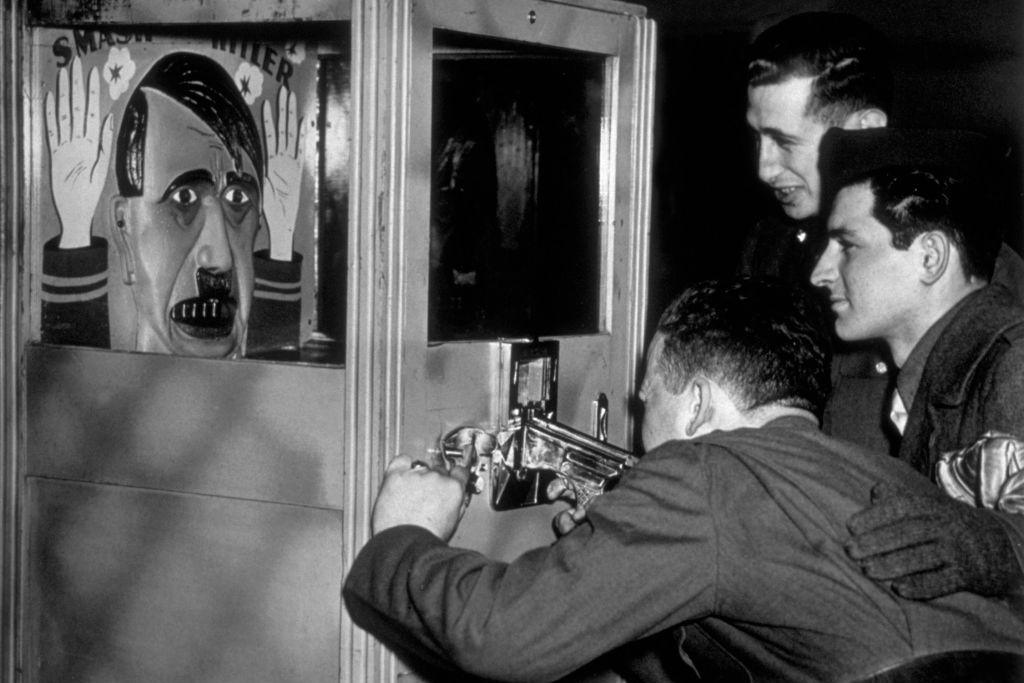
[966,339,1024,596]
[991,512,1024,608]
[343,526,493,679]
[246,249,303,356]
[343,447,717,682]
[41,235,110,347]
[978,332,1024,438]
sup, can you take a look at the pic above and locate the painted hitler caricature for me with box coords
[109,52,264,357]
[40,49,314,357]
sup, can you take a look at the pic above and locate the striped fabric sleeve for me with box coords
[247,249,303,355]
[41,235,110,347]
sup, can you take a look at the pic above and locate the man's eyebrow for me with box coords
[160,170,214,201]
[826,226,855,239]
[759,126,800,146]
[226,171,259,189]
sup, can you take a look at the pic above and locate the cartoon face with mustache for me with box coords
[110,53,263,358]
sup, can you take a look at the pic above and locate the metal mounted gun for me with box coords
[440,408,636,511]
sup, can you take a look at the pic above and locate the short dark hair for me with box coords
[859,167,998,281]
[655,278,832,418]
[115,52,264,197]
[747,12,893,125]
[818,128,1005,281]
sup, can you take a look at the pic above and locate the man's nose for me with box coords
[756,138,781,183]
[195,196,234,272]
[810,243,837,288]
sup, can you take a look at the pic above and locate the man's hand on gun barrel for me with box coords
[370,428,496,541]
[370,453,471,542]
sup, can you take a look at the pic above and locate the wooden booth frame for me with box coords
[0,0,654,680]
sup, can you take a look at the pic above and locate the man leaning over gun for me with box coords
[343,277,1024,683]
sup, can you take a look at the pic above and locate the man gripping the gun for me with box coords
[343,278,1024,682]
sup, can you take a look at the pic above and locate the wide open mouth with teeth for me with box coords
[170,297,236,338]
[169,269,237,339]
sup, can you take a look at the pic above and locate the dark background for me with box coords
[638,0,1024,333]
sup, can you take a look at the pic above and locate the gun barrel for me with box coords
[526,414,635,469]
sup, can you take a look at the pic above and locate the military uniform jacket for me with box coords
[899,284,1024,578]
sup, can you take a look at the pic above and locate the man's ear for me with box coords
[918,230,951,285]
[109,197,136,285]
[683,376,714,437]
[841,108,888,130]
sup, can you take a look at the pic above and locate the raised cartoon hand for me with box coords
[44,57,113,250]
[262,85,308,262]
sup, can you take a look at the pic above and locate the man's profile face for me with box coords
[115,88,260,358]
[810,183,922,348]
[638,333,687,451]
[746,76,832,221]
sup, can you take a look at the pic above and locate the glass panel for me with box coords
[314,50,351,358]
[33,23,349,365]
[430,30,605,342]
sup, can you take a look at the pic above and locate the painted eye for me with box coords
[170,187,199,208]
[223,187,252,207]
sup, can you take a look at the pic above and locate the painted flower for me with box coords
[283,41,306,65]
[103,47,136,101]
[234,62,264,105]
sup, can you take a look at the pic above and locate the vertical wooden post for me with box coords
[0,0,25,681]
[343,0,411,680]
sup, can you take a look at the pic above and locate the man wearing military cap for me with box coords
[812,126,1024,603]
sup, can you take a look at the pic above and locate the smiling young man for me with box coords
[741,13,891,274]
[746,71,887,224]
[812,126,1024,602]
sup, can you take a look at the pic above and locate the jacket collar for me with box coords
[917,285,1024,407]
[899,284,1024,472]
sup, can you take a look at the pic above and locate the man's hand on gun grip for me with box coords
[552,506,588,538]
[547,478,588,537]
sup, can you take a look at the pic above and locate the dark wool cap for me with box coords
[818,127,1004,215]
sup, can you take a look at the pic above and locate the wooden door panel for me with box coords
[26,478,344,682]
[26,345,346,509]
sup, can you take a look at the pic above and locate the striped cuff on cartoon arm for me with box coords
[41,236,110,348]
[247,249,303,355]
